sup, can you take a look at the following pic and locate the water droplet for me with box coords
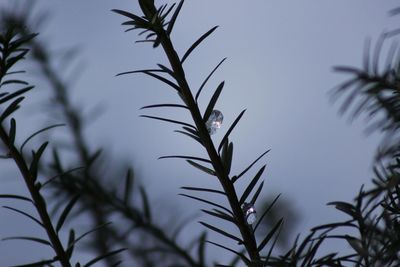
[242,202,257,225]
[206,110,223,135]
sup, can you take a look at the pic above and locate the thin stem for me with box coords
[34,44,116,267]
[110,192,201,267]
[0,126,72,267]
[77,176,202,267]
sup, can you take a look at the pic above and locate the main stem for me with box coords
[38,53,115,267]
[157,30,261,265]
[0,127,72,267]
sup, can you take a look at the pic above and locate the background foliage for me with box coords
[0,1,399,266]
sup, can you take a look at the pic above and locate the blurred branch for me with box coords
[332,33,400,159]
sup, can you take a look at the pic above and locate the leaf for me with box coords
[88,149,103,166]
[156,64,175,77]
[179,194,232,215]
[233,149,270,183]
[137,27,151,34]
[175,130,203,145]
[221,140,233,175]
[345,235,366,256]
[311,221,357,232]
[140,103,188,110]
[5,50,29,71]
[181,186,225,195]
[116,68,163,76]
[201,209,235,223]
[0,79,29,87]
[228,249,246,267]
[250,181,264,205]
[212,208,236,219]
[182,126,199,136]
[135,39,156,43]
[265,222,283,262]
[0,79,29,86]
[8,118,16,146]
[140,115,195,129]
[140,186,151,221]
[333,66,362,75]
[29,142,49,180]
[181,26,218,64]
[2,236,51,246]
[3,206,43,227]
[144,72,181,92]
[218,109,246,152]
[0,194,32,203]
[124,168,134,204]
[199,221,242,243]
[293,233,314,260]
[327,201,356,218]
[5,70,26,76]
[42,167,85,188]
[117,69,180,91]
[186,159,215,176]
[56,195,80,232]
[389,7,400,16]
[198,232,207,267]
[20,123,65,154]
[83,248,127,267]
[10,258,58,267]
[159,155,211,163]
[257,218,283,252]
[195,58,227,102]
[166,0,184,35]
[206,241,250,265]
[69,222,112,248]
[111,261,123,267]
[66,229,75,259]
[144,71,182,91]
[239,165,266,205]
[159,3,175,22]
[0,96,24,122]
[112,9,147,24]
[203,81,224,123]
[9,33,38,51]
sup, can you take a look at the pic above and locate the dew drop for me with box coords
[242,202,257,225]
[206,110,223,135]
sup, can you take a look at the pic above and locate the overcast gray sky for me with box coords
[1,0,399,266]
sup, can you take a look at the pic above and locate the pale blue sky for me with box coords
[0,0,399,265]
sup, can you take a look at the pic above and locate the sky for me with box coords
[0,0,399,266]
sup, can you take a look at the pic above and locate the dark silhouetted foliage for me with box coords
[1,1,399,267]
